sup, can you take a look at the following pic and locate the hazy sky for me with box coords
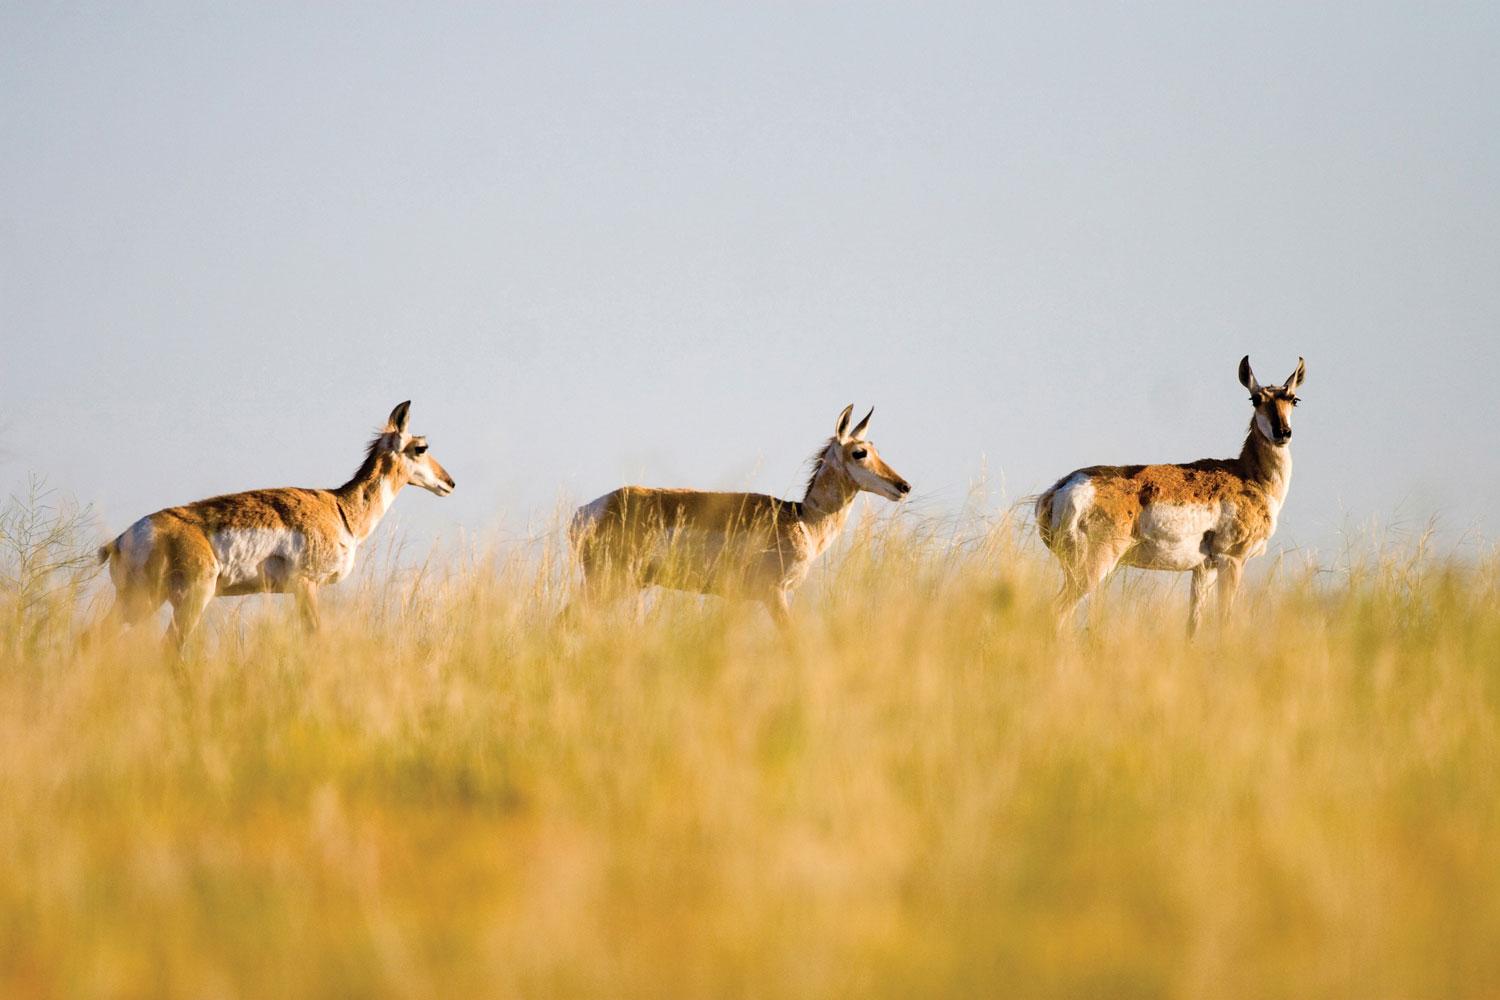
[3,3,1498,560]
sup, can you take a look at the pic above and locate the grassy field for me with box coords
[2,504,1498,999]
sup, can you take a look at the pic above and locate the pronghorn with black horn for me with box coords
[569,404,912,630]
[89,401,455,651]
[1035,356,1305,636]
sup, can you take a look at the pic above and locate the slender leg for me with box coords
[563,574,640,630]
[292,578,321,633]
[1055,539,1128,634]
[1053,569,1088,634]
[81,577,166,651]
[165,579,215,655]
[764,590,793,636]
[1187,563,1218,638]
[1214,557,1244,625]
[558,568,591,626]
[79,599,127,652]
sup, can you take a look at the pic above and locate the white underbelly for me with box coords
[1126,503,1224,571]
[211,528,307,587]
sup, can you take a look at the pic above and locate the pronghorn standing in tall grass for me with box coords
[569,405,912,630]
[90,401,454,651]
[1035,356,1305,636]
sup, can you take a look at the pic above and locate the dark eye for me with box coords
[412,444,429,455]
[1290,398,1299,406]
[851,448,867,460]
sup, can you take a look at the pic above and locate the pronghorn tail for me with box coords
[1031,490,1058,550]
[1014,492,1050,540]
[96,541,113,566]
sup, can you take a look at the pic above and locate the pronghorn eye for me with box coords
[412,444,429,455]
[851,448,868,460]
[1290,398,1299,406]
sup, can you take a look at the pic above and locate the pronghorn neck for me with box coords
[800,442,860,530]
[336,451,409,540]
[1239,419,1293,501]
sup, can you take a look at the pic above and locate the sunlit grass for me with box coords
[2,504,1498,999]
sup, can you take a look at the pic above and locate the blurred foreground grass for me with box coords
[2,507,1498,999]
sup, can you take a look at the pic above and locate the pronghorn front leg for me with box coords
[1187,563,1217,638]
[291,578,321,633]
[1213,556,1245,625]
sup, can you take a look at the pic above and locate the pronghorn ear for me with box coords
[1238,356,1261,394]
[834,404,855,441]
[386,400,412,435]
[849,406,874,441]
[1283,357,1306,392]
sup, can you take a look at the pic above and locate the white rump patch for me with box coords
[211,528,307,588]
[118,517,156,571]
[1051,472,1096,539]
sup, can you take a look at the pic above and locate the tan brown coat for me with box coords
[570,405,910,629]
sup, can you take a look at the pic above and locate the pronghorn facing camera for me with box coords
[90,401,454,651]
[569,404,912,630]
[1035,356,1305,636]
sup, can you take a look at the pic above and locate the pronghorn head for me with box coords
[829,404,912,501]
[1239,356,1305,447]
[377,401,456,496]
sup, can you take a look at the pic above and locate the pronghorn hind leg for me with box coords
[160,532,218,655]
[1188,563,1218,639]
[79,599,127,652]
[165,578,215,655]
[1052,538,1127,634]
[1052,568,1089,634]
[81,584,162,651]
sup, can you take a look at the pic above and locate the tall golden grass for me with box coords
[2,493,1497,999]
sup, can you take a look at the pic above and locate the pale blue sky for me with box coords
[3,3,1498,558]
